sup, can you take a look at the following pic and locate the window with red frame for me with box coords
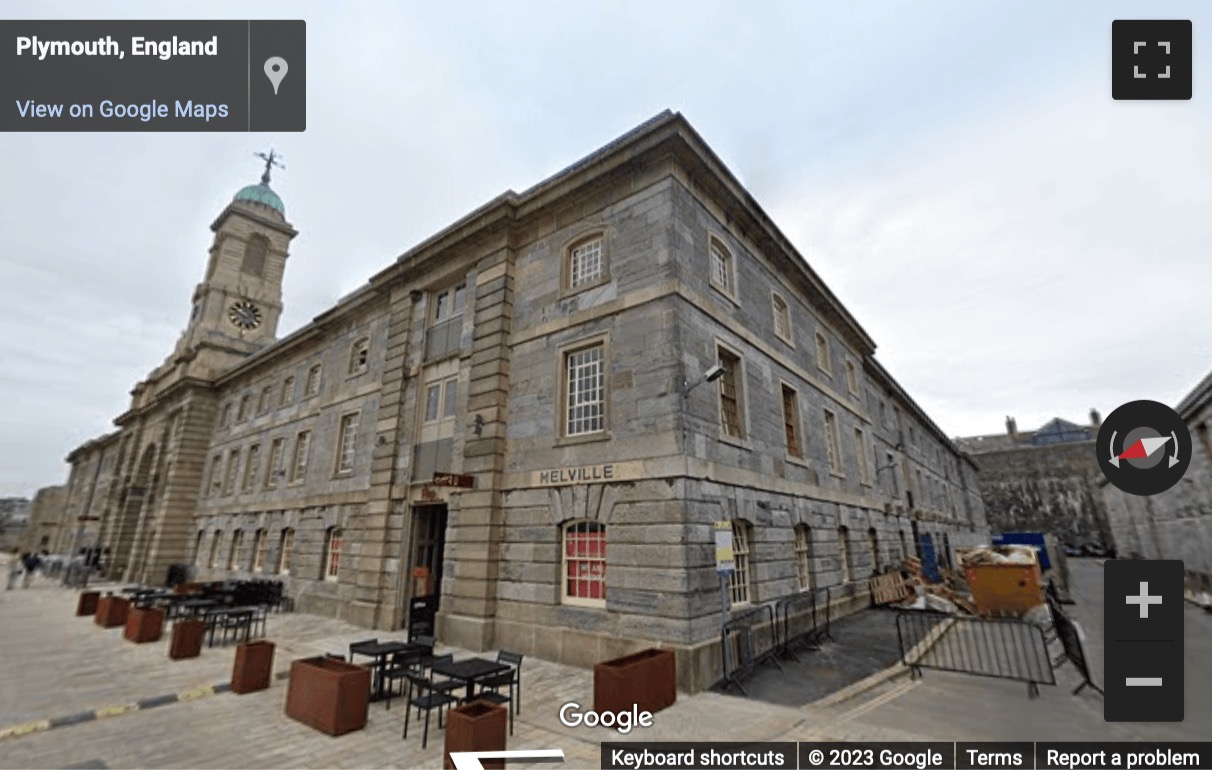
[562,521,605,606]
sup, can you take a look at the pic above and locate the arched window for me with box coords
[772,292,792,343]
[794,524,813,591]
[305,364,322,397]
[252,528,267,573]
[729,520,753,605]
[868,527,880,575]
[562,521,606,607]
[241,234,269,277]
[228,529,243,570]
[277,528,294,575]
[815,332,832,375]
[348,337,370,375]
[323,527,343,581]
[208,529,222,568]
[193,530,206,565]
[838,525,852,584]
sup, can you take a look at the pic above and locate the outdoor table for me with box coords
[430,657,510,703]
[348,640,419,702]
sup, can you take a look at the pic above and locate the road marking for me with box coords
[1126,677,1163,686]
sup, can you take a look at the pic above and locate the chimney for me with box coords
[1090,408,1101,427]
[1006,416,1018,438]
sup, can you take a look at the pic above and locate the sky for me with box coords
[2,0,1211,498]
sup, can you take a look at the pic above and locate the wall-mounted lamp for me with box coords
[472,414,484,436]
[682,363,726,397]
[376,435,388,447]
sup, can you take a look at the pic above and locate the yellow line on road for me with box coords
[0,719,51,741]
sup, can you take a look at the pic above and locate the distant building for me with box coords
[1102,373,1212,592]
[957,411,1112,550]
[48,113,988,691]
[0,497,31,551]
[23,486,68,553]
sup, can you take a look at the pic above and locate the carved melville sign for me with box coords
[531,460,643,487]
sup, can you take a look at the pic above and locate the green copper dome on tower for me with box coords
[233,149,286,215]
[233,182,285,214]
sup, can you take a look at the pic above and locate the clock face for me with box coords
[228,300,263,330]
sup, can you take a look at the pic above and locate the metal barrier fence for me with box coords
[896,610,1056,698]
[1046,590,1103,695]
[774,586,833,659]
[719,603,782,695]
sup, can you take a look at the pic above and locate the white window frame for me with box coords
[323,527,343,582]
[815,332,832,375]
[252,528,267,573]
[728,520,752,605]
[561,520,606,607]
[305,364,322,397]
[772,291,793,345]
[794,524,813,592]
[567,235,606,291]
[277,528,294,575]
[708,236,735,297]
[335,412,360,474]
[716,344,746,441]
[563,342,606,437]
[423,375,459,424]
[824,410,842,475]
[349,337,370,375]
[291,430,311,482]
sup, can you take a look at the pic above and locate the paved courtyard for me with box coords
[2,557,1207,769]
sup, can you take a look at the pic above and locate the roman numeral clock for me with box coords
[227,299,263,330]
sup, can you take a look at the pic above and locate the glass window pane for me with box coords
[443,379,458,418]
[425,384,440,422]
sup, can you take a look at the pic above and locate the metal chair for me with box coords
[473,650,523,734]
[401,658,458,749]
[348,638,379,663]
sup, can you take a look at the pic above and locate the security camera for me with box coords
[703,364,725,383]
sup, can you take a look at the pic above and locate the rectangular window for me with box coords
[208,454,222,496]
[291,431,311,481]
[443,378,458,419]
[349,337,370,375]
[243,444,261,492]
[336,412,359,474]
[781,385,802,458]
[824,410,841,474]
[709,238,732,295]
[280,376,295,406]
[223,449,241,495]
[772,293,792,343]
[845,360,859,394]
[193,531,205,565]
[426,283,467,359]
[562,521,606,606]
[305,365,322,397]
[838,526,852,583]
[565,344,605,436]
[265,438,284,489]
[324,528,343,581]
[208,530,221,568]
[220,403,232,428]
[252,529,267,573]
[854,429,870,484]
[729,521,751,605]
[257,385,272,414]
[795,525,813,591]
[423,376,458,424]
[237,395,251,422]
[277,528,294,575]
[570,238,603,288]
[815,332,832,375]
[717,348,744,439]
[228,529,243,571]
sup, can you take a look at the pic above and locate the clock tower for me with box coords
[176,150,297,356]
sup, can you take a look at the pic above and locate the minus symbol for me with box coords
[1125,678,1163,686]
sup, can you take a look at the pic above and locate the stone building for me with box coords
[0,497,31,551]
[22,485,68,553]
[1102,372,1212,591]
[957,412,1112,551]
[52,112,988,690]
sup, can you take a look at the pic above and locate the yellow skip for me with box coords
[95,704,135,719]
[176,686,214,702]
[0,719,51,740]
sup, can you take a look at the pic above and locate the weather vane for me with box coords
[254,149,285,184]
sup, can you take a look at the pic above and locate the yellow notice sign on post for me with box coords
[714,521,734,574]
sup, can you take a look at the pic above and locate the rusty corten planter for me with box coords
[169,619,206,660]
[593,648,676,715]
[76,591,101,616]
[124,606,165,643]
[284,656,370,736]
[232,640,275,694]
[173,582,202,595]
[444,701,507,770]
[94,595,130,628]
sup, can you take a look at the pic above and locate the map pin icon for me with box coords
[264,57,288,95]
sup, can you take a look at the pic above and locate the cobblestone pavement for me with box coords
[0,575,928,769]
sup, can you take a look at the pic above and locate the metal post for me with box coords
[719,571,730,674]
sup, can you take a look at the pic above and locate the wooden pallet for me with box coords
[870,571,913,605]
